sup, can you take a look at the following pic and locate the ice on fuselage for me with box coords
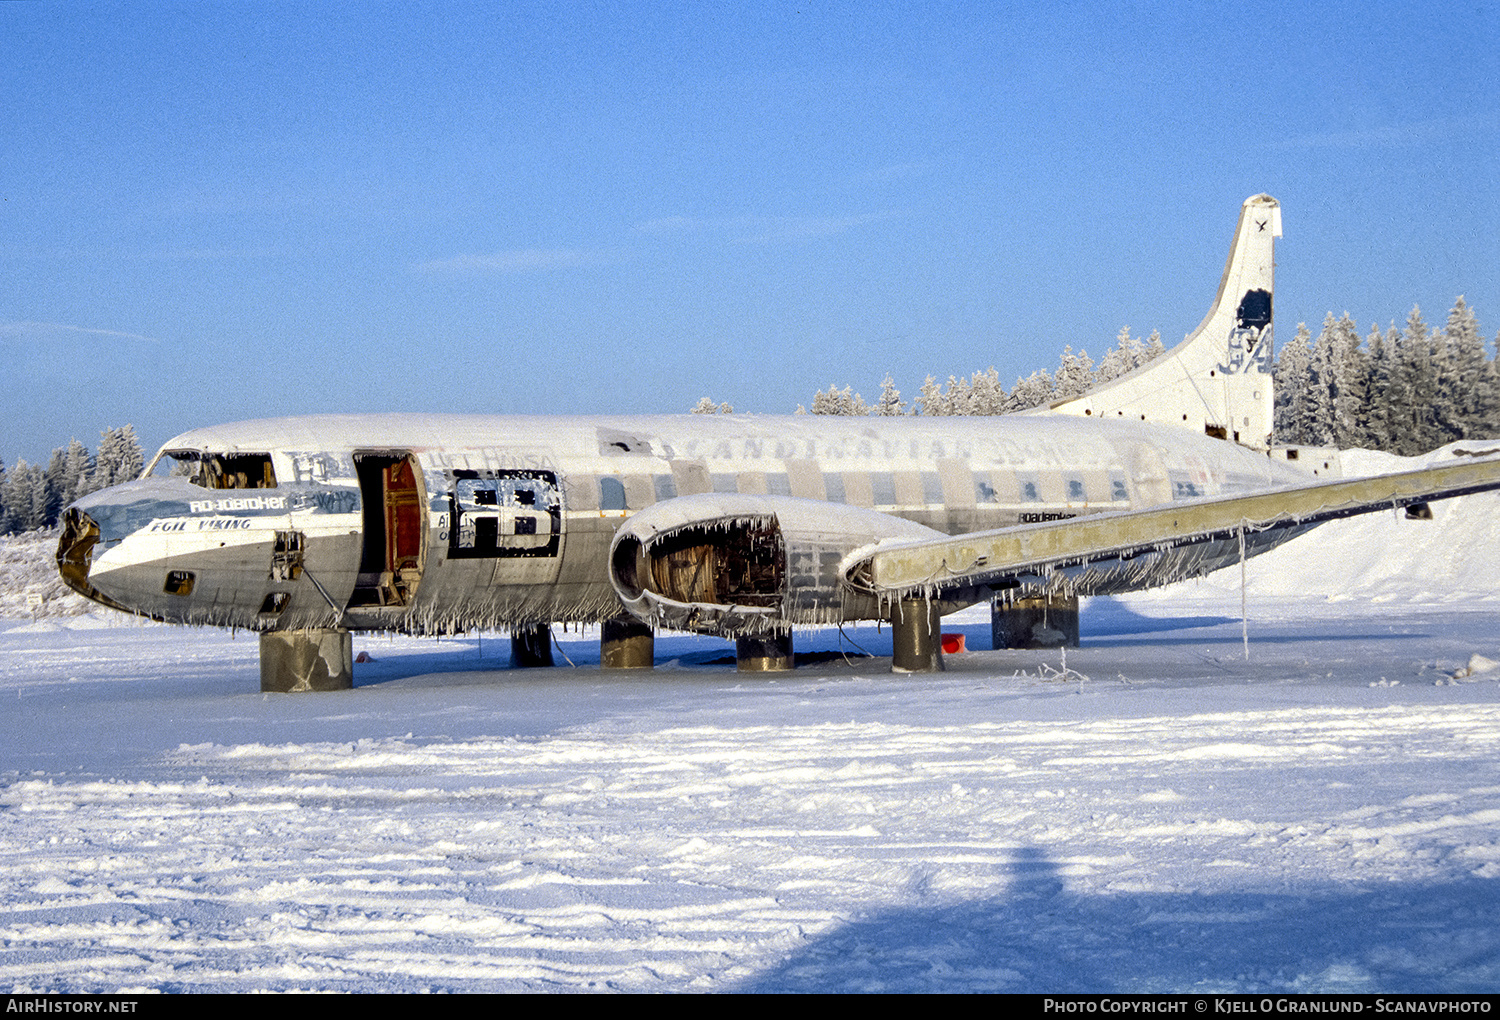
[60,412,1306,636]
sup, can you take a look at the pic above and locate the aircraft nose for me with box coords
[55,505,133,612]
[54,476,345,630]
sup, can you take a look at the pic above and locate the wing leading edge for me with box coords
[843,453,1500,603]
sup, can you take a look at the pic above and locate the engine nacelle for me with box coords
[608,494,946,635]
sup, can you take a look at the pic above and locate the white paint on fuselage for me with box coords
[74,412,1305,633]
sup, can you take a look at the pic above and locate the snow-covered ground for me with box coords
[4,472,1500,992]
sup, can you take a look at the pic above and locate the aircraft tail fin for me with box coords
[1046,193,1281,449]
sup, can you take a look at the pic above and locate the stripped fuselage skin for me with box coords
[61,412,1308,636]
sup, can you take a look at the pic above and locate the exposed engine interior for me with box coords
[613,514,785,609]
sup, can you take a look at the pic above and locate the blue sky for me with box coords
[3,1,1497,467]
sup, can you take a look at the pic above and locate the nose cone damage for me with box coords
[56,504,134,614]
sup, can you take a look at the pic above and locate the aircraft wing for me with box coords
[843,453,1500,601]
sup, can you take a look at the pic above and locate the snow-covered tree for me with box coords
[1305,313,1365,448]
[25,463,53,531]
[809,384,869,415]
[1053,346,1095,400]
[1301,317,1336,445]
[966,367,1007,415]
[40,448,68,526]
[1360,323,1402,453]
[1274,323,1315,444]
[1096,326,1147,383]
[913,375,949,416]
[1439,296,1492,440]
[1491,327,1500,435]
[1004,369,1054,412]
[690,397,732,414]
[1325,313,1368,449]
[93,426,144,488]
[944,375,976,416]
[1143,329,1165,362]
[873,373,905,416]
[58,439,93,505]
[0,460,51,533]
[1394,307,1442,455]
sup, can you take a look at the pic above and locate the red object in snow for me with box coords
[940,633,966,654]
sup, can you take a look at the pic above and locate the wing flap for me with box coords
[844,455,1500,599]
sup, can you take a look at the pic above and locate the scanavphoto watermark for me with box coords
[1040,999,1495,1014]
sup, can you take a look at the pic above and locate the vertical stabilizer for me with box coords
[1044,194,1281,449]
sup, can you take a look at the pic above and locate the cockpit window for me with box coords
[148,451,277,489]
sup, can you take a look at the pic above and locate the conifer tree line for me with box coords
[785,325,1168,417]
[0,426,144,535]
[1273,298,1500,455]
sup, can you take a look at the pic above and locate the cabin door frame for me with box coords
[350,451,427,608]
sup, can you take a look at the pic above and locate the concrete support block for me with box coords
[260,629,354,693]
[510,623,555,668]
[891,599,944,673]
[601,617,654,669]
[991,595,1080,649]
[736,632,793,672]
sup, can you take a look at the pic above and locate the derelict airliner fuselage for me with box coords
[59,411,1306,631]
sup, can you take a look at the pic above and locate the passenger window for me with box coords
[922,472,944,505]
[451,471,562,557]
[1067,479,1086,501]
[600,477,627,511]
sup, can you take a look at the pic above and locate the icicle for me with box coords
[1239,521,1249,661]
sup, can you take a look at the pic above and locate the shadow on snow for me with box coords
[736,846,1500,993]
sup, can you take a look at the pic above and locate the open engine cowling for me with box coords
[608,494,946,635]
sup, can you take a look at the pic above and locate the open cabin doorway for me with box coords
[350,452,426,608]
